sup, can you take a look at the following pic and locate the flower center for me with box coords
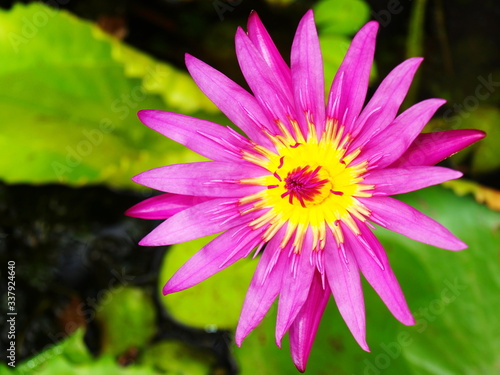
[240,119,374,251]
[281,165,330,207]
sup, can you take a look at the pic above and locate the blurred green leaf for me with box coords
[264,0,296,5]
[0,3,219,189]
[232,187,500,374]
[319,34,351,84]
[96,287,156,356]
[139,341,216,375]
[392,187,500,375]
[403,0,428,109]
[459,106,500,174]
[59,327,94,365]
[427,106,499,175]
[314,0,370,35]
[16,355,159,375]
[443,179,500,211]
[406,0,428,59]
[159,235,257,330]
[314,0,376,91]
[5,328,157,375]
[12,328,88,374]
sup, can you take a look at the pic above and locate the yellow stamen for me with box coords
[241,118,373,249]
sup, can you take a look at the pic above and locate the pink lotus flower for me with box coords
[127,10,485,372]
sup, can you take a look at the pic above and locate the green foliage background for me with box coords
[0,1,498,374]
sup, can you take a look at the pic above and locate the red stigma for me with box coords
[281,165,329,207]
[278,156,285,169]
[330,189,344,196]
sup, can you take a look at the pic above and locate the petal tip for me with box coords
[137,238,150,246]
[434,98,448,107]
[275,336,283,349]
[184,52,195,63]
[136,109,149,119]
[234,326,248,348]
[234,335,243,348]
[304,8,314,18]
[402,314,416,326]
[472,129,487,140]
[407,56,424,66]
[137,109,162,128]
[275,323,287,348]
[294,363,307,373]
[442,237,468,251]
[138,233,161,247]
[356,334,370,352]
[364,20,380,34]
[124,205,138,218]
[162,284,171,296]
[452,240,468,251]
[273,312,290,347]
[248,9,259,22]
[359,339,371,352]
[236,26,247,37]
[131,173,144,185]
[162,281,181,296]
[185,53,202,72]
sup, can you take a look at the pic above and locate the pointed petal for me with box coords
[291,10,325,135]
[125,193,212,220]
[351,57,423,144]
[138,198,255,246]
[163,226,263,294]
[137,110,253,162]
[276,228,315,345]
[390,129,487,167]
[324,231,369,351]
[347,220,414,325]
[185,54,274,148]
[235,28,296,132]
[361,196,467,250]
[247,11,292,97]
[327,21,378,131]
[132,161,267,197]
[358,98,446,169]
[235,227,287,345]
[364,166,463,196]
[289,271,330,373]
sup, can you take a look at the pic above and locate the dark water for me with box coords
[0,183,234,372]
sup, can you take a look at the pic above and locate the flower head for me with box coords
[127,10,485,372]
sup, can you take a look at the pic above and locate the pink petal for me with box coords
[125,193,212,220]
[390,129,487,168]
[247,11,292,98]
[289,271,330,373]
[290,10,325,135]
[235,227,288,345]
[357,98,446,169]
[361,196,467,250]
[185,54,275,149]
[346,220,414,325]
[132,161,267,197]
[364,166,463,196]
[324,231,369,351]
[275,228,315,345]
[235,28,296,134]
[163,225,264,294]
[327,21,378,131]
[351,57,423,144]
[138,198,255,246]
[137,110,253,162]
